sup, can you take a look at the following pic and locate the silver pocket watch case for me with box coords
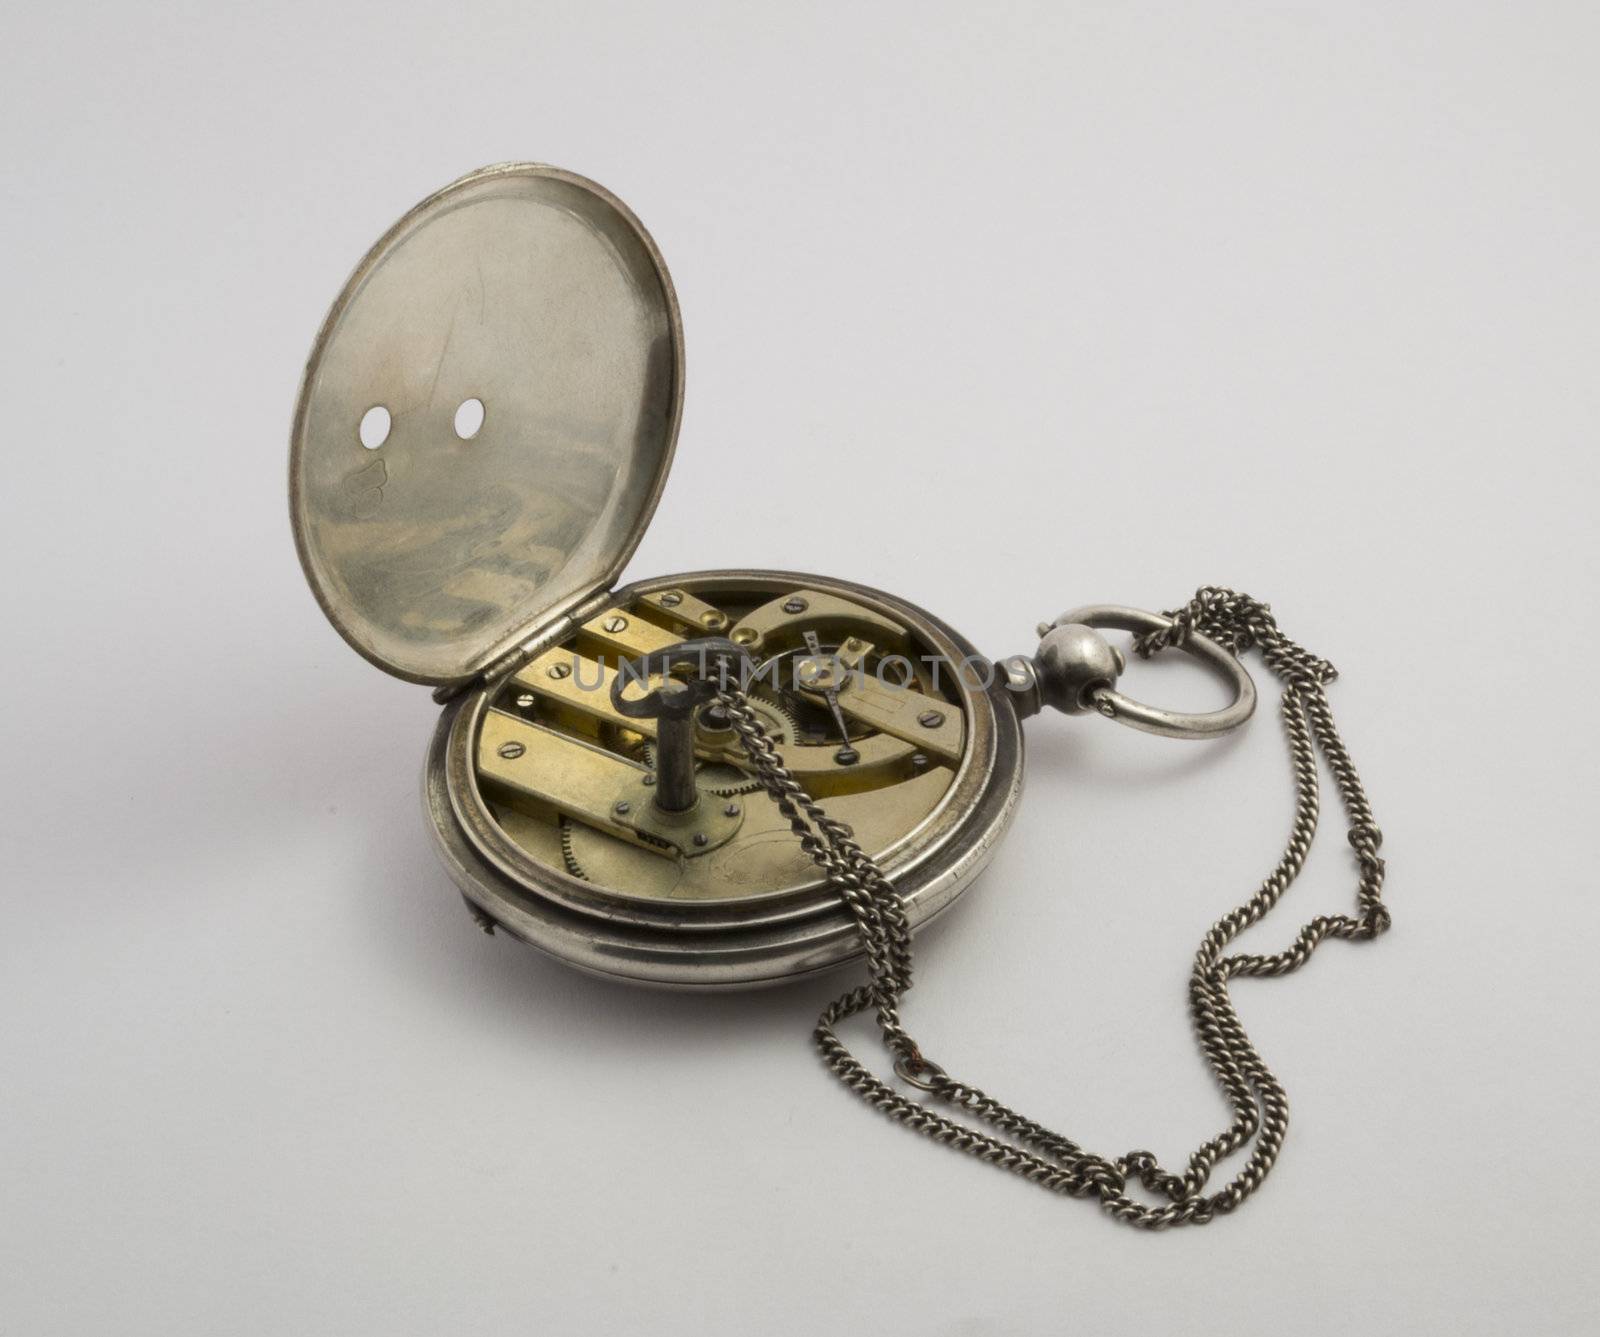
[290,164,1252,989]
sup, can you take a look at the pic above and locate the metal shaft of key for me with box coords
[651,679,700,813]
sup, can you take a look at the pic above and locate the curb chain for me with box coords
[713,587,1390,1230]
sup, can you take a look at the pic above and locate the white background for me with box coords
[3,3,1597,1333]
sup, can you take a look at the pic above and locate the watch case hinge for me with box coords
[431,586,621,704]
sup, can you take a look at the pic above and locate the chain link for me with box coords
[713,587,1390,1229]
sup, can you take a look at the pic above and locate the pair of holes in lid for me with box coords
[358,399,485,450]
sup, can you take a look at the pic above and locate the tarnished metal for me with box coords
[646,691,701,814]
[430,570,1020,980]
[1058,604,1255,738]
[794,588,1390,1229]
[289,164,683,687]
[291,166,1390,1230]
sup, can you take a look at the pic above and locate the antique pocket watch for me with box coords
[291,164,1391,1228]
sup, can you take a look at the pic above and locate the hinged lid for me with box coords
[290,163,683,686]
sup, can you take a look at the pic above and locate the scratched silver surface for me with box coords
[289,164,683,686]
